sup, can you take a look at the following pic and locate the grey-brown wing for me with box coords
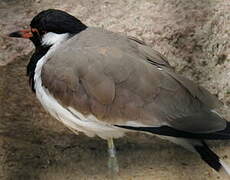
[128,36,221,109]
[41,43,225,134]
[127,37,224,132]
[128,36,171,68]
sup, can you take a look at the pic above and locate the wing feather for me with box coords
[41,28,225,133]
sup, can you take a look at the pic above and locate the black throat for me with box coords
[27,45,51,92]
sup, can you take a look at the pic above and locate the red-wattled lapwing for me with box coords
[8,9,230,177]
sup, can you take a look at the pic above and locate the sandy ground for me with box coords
[1,0,230,179]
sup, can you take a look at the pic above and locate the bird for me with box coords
[8,9,230,177]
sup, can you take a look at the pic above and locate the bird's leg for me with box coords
[107,138,119,175]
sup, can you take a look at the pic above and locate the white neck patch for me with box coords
[42,32,69,46]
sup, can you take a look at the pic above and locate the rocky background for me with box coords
[0,0,230,179]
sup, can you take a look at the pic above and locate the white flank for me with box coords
[34,34,126,139]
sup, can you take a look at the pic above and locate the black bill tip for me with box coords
[8,31,23,38]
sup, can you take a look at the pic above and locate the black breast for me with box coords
[27,46,51,92]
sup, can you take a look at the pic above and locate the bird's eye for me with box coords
[31,28,39,33]
[31,28,47,37]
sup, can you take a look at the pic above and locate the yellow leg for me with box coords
[107,138,119,175]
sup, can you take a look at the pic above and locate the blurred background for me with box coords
[0,0,230,179]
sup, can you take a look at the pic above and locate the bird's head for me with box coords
[8,9,87,47]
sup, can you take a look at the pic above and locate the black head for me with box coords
[8,9,88,92]
[8,9,87,47]
[30,9,87,35]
